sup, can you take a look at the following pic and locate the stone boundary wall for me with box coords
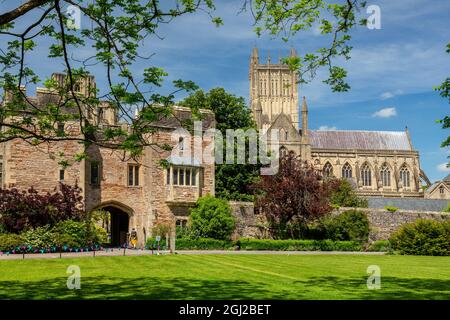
[338,207,450,241]
[229,201,450,241]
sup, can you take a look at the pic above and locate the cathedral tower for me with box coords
[249,47,299,132]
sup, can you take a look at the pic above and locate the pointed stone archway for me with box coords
[92,201,133,247]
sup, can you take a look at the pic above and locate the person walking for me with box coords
[130,228,138,249]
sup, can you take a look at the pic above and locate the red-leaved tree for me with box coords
[0,183,85,233]
[252,153,339,239]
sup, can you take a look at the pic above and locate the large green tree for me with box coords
[180,88,260,201]
[0,0,368,161]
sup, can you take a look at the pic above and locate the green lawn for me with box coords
[0,254,449,299]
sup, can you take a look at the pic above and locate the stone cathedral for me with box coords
[249,47,431,198]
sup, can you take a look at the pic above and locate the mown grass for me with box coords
[0,254,449,299]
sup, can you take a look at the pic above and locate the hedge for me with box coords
[367,240,391,252]
[173,238,363,251]
[236,239,363,251]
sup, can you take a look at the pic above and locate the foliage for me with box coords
[390,219,450,256]
[52,220,106,246]
[21,225,56,248]
[330,179,368,208]
[151,222,173,237]
[319,210,370,242]
[189,195,235,240]
[0,1,367,162]
[367,240,392,252]
[145,237,167,250]
[252,153,339,239]
[443,203,450,213]
[236,238,362,251]
[0,184,85,233]
[384,206,398,213]
[19,220,107,248]
[435,44,450,166]
[176,238,234,250]
[0,233,24,251]
[0,0,219,157]
[180,88,260,201]
[248,0,367,92]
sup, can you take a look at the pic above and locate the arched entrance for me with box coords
[92,202,132,247]
[105,206,129,246]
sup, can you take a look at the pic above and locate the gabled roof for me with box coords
[425,181,450,195]
[309,130,412,151]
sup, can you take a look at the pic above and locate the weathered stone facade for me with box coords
[0,74,215,247]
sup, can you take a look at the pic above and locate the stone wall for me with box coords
[336,207,450,241]
[229,202,450,241]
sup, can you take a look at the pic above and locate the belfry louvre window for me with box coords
[361,164,372,186]
[400,165,410,188]
[380,164,391,187]
[168,167,198,186]
[342,163,352,179]
[128,164,140,186]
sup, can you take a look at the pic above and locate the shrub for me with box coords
[0,184,85,233]
[0,233,24,251]
[189,195,235,240]
[384,206,398,213]
[390,219,450,256]
[145,236,167,249]
[443,203,450,213]
[320,210,370,242]
[236,239,362,251]
[367,240,391,252]
[330,179,368,208]
[19,220,106,249]
[176,238,234,250]
[21,225,56,248]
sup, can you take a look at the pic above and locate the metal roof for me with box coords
[309,130,412,151]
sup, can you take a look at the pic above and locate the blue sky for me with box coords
[2,0,450,182]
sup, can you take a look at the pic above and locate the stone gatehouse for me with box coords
[0,73,215,247]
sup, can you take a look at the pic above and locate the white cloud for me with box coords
[318,125,337,131]
[372,107,397,118]
[437,163,450,172]
[380,90,403,100]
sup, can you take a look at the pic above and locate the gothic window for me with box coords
[440,185,445,194]
[361,163,371,186]
[279,146,288,158]
[323,162,333,178]
[380,164,391,187]
[400,165,411,188]
[342,163,352,179]
[179,137,184,151]
[285,131,288,140]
